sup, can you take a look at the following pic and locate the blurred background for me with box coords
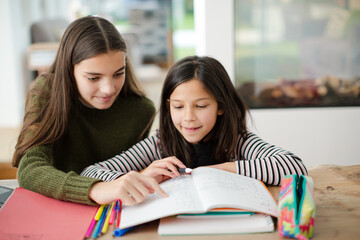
[1,0,359,179]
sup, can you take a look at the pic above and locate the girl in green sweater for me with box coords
[12,16,167,206]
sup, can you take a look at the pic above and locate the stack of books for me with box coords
[159,208,274,235]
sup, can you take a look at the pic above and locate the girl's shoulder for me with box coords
[28,76,51,108]
[143,130,161,143]
[31,74,52,92]
[235,131,259,142]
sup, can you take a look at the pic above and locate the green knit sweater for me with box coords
[17,90,155,205]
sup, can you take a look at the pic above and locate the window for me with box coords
[235,0,360,108]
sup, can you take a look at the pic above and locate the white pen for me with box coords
[177,167,193,174]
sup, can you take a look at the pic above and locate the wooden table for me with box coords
[1,165,359,239]
[96,165,360,240]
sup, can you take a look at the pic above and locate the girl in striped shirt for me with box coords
[81,56,307,187]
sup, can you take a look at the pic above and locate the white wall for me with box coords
[194,0,360,166]
[248,107,360,167]
[194,0,234,80]
[0,0,23,127]
[0,0,72,128]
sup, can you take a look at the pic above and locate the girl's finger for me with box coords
[130,178,151,201]
[166,156,187,168]
[121,192,137,206]
[144,164,178,178]
[143,178,168,198]
[153,161,180,176]
[153,158,186,176]
[152,157,186,169]
[155,168,178,178]
[165,163,181,176]
[116,173,144,206]
[161,157,186,176]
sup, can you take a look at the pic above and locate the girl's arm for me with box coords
[88,171,168,205]
[18,145,102,205]
[233,132,308,185]
[210,132,307,185]
[80,135,162,181]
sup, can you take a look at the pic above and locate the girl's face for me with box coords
[169,78,223,144]
[74,50,126,109]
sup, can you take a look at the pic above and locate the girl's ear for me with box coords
[166,99,170,109]
[217,108,224,116]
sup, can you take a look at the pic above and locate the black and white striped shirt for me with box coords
[80,131,307,185]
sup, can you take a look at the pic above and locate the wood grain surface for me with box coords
[95,165,360,240]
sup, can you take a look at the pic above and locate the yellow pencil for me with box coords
[101,202,115,234]
[94,204,105,221]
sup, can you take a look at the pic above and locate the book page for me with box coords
[192,167,278,216]
[120,175,205,229]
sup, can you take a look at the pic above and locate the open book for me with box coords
[119,167,278,229]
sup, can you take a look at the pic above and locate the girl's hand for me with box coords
[89,171,168,206]
[141,156,187,183]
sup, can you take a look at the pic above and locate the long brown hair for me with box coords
[159,56,248,167]
[12,16,144,167]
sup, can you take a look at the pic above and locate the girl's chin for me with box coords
[183,136,200,144]
[95,103,113,109]
[86,100,114,109]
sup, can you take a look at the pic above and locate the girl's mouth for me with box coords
[98,96,112,102]
[183,126,201,133]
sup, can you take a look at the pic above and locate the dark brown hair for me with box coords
[12,16,144,167]
[159,56,248,167]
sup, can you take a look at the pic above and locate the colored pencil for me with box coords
[85,218,96,238]
[109,201,116,225]
[101,202,115,234]
[95,204,105,220]
[114,226,134,237]
[85,204,104,238]
[92,205,108,238]
[116,200,122,228]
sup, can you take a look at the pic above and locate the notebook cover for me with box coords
[0,187,98,240]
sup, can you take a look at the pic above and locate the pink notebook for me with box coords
[0,187,98,240]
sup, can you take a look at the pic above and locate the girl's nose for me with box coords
[100,78,116,95]
[184,107,196,121]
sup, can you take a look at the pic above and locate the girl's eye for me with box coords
[87,77,99,81]
[114,72,125,78]
[197,105,208,108]
[173,105,183,109]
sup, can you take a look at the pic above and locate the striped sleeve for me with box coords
[80,134,162,182]
[233,132,308,185]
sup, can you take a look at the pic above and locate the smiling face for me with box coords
[74,50,126,109]
[169,78,223,144]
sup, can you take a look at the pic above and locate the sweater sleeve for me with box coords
[80,134,162,181]
[233,132,308,185]
[17,145,102,205]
